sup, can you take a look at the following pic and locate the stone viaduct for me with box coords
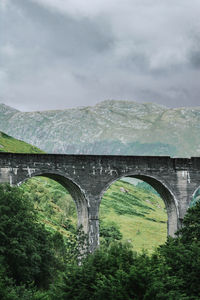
[0,152,200,252]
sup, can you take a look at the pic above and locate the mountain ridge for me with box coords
[0,100,199,157]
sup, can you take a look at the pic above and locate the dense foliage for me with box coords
[51,202,200,300]
[0,184,200,299]
[0,184,81,299]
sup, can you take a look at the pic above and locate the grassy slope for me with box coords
[100,180,167,252]
[22,177,167,253]
[21,177,77,239]
[0,131,44,153]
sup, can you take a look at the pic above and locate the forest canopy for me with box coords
[0,184,200,300]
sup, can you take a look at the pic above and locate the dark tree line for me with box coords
[0,184,200,299]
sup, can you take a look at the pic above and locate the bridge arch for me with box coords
[99,173,179,237]
[15,170,89,234]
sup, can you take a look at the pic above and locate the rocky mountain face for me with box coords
[0,100,200,157]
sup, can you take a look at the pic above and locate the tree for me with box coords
[177,201,200,243]
[51,200,200,300]
[100,220,122,245]
[0,184,56,288]
[153,202,200,299]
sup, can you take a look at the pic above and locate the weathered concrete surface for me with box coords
[0,153,200,252]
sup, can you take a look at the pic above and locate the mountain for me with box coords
[0,100,200,157]
[0,131,44,153]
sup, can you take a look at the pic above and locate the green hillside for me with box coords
[21,176,77,238]
[100,179,167,252]
[0,131,44,153]
[21,176,167,252]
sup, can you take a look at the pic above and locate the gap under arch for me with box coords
[99,174,179,251]
[17,171,89,234]
[191,185,200,207]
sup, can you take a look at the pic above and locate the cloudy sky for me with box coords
[0,0,200,111]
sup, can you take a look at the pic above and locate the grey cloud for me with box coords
[188,34,200,69]
[189,51,200,69]
[3,0,114,64]
[0,0,200,111]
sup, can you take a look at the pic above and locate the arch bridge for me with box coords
[0,153,200,252]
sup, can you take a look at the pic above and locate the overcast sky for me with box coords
[0,0,200,111]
